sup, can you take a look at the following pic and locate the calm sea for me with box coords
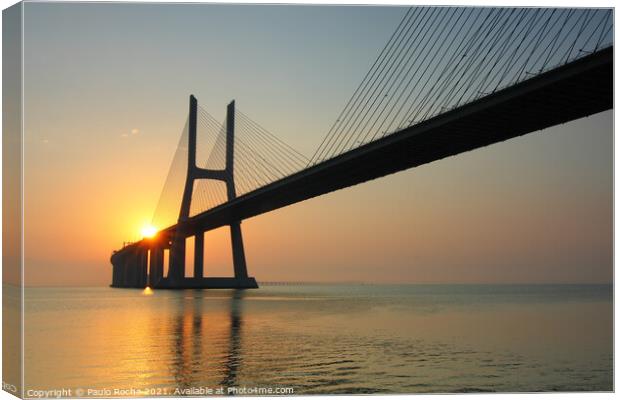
[16,284,613,395]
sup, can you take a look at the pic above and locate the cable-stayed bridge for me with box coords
[111,7,613,289]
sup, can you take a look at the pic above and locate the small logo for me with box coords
[2,381,17,393]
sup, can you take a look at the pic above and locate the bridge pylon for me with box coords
[164,95,257,289]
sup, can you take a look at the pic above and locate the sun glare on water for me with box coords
[140,225,158,238]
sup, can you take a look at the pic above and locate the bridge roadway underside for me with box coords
[112,47,612,289]
[181,47,613,235]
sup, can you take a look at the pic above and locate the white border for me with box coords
[0,1,616,400]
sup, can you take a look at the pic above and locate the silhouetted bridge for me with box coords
[111,7,613,289]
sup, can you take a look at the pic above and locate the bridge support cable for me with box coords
[151,117,189,231]
[187,106,309,217]
[309,7,420,165]
[308,7,613,165]
[336,6,458,155]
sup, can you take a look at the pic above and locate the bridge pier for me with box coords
[112,258,122,287]
[149,246,164,287]
[110,96,259,290]
[230,222,248,279]
[122,253,131,287]
[121,250,136,287]
[152,96,257,289]
[138,249,148,288]
[155,229,257,289]
[194,232,204,278]
[168,232,186,285]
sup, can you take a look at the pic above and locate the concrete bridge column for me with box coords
[127,251,138,288]
[168,235,186,284]
[122,253,131,287]
[230,223,248,279]
[133,251,141,287]
[149,247,164,287]
[194,232,204,278]
[111,261,121,287]
[112,252,130,287]
[138,249,148,288]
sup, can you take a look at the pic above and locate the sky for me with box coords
[17,2,612,286]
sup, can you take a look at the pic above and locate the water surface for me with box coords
[23,284,612,394]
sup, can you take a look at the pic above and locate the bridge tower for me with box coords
[166,95,257,289]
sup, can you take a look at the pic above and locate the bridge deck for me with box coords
[175,46,613,236]
[116,46,612,255]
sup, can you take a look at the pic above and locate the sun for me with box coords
[140,224,158,238]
